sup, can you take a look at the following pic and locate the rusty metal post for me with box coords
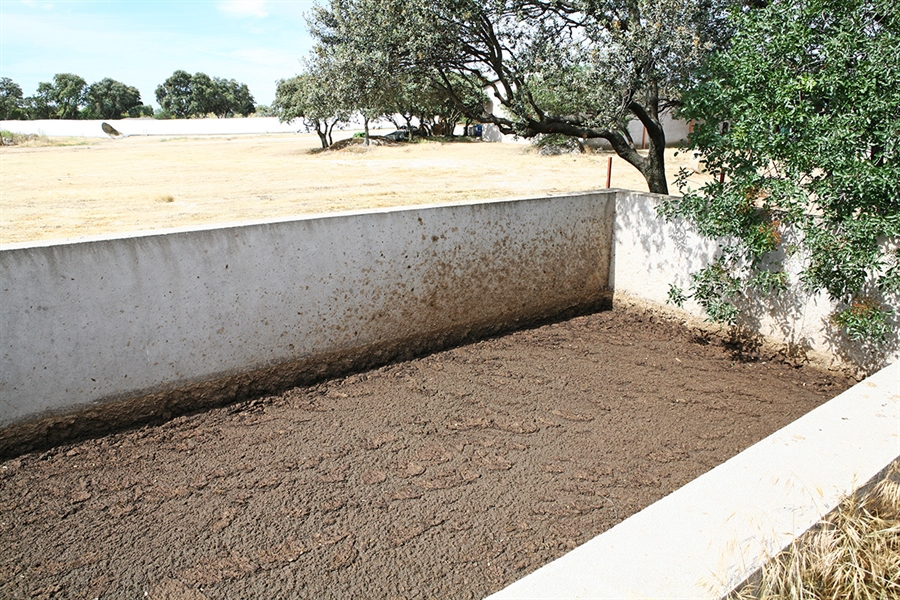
[606,156,613,188]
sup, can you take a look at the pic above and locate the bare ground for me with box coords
[0,306,853,600]
[0,133,712,244]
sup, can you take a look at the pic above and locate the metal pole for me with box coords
[606,156,613,188]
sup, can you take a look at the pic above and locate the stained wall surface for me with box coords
[0,193,615,431]
[2,189,897,451]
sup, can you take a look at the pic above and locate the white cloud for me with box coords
[218,0,268,18]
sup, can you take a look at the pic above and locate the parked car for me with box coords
[384,127,427,141]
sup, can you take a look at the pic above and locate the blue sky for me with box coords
[0,0,318,108]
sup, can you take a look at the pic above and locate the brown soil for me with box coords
[0,307,852,600]
[0,134,713,245]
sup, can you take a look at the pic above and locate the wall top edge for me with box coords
[0,190,619,252]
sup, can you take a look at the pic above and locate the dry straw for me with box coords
[730,462,900,600]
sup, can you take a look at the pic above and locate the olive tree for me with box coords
[308,0,733,193]
[660,0,900,353]
[274,62,351,148]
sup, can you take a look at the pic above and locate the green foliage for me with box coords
[661,0,900,348]
[22,73,87,119]
[186,72,217,117]
[156,71,254,119]
[0,78,26,120]
[307,0,735,192]
[274,63,351,148]
[49,73,87,120]
[24,82,55,119]
[668,258,744,325]
[211,77,255,117]
[832,297,895,343]
[155,70,194,118]
[533,133,582,154]
[128,105,154,118]
[83,78,142,120]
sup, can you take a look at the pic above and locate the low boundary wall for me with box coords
[2,189,897,455]
[0,117,303,138]
[0,193,615,455]
[3,189,898,596]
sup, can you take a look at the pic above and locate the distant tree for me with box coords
[83,78,143,119]
[408,73,486,137]
[23,73,87,119]
[274,63,351,148]
[128,105,154,118]
[212,78,255,117]
[254,104,276,117]
[156,71,255,118]
[49,73,87,119]
[308,5,403,145]
[155,70,195,118]
[24,81,56,119]
[661,0,900,350]
[329,47,395,145]
[382,72,437,134]
[186,72,218,117]
[374,70,486,137]
[0,77,26,120]
[153,107,174,120]
[308,0,735,193]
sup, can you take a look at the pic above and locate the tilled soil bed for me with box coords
[0,307,853,600]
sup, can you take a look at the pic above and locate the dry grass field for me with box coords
[0,132,712,245]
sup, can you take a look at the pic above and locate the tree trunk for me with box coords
[315,121,328,149]
[629,88,669,195]
[403,115,414,140]
[364,116,370,147]
[641,151,669,195]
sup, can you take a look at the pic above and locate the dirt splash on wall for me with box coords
[0,294,611,459]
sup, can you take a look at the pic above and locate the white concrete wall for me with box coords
[0,193,615,433]
[612,190,900,369]
[0,117,304,138]
[488,361,899,599]
[3,189,895,451]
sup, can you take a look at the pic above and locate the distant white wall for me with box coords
[0,193,615,435]
[0,117,305,138]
